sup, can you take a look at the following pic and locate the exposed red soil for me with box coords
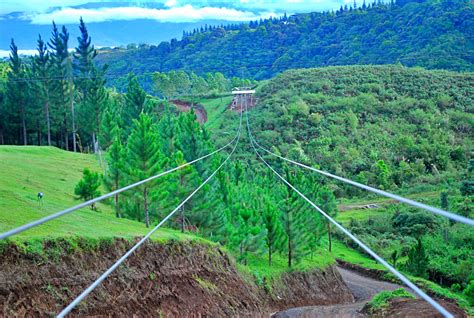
[0,239,353,317]
[228,96,258,113]
[335,260,468,318]
[170,100,208,124]
[364,297,468,318]
[274,266,468,318]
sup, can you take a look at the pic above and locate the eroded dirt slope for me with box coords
[0,239,353,317]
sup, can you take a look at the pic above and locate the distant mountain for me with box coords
[95,0,474,84]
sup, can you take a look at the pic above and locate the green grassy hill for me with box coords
[0,145,335,279]
[0,146,198,242]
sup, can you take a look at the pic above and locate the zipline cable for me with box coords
[246,111,474,226]
[245,106,454,318]
[57,110,243,318]
[0,125,240,240]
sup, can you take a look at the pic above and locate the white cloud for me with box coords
[22,5,278,24]
[0,49,37,58]
[165,0,177,7]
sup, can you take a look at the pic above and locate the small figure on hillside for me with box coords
[37,192,44,206]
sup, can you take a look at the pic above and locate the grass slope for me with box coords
[0,146,198,242]
[0,145,332,280]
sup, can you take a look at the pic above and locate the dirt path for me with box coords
[338,191,439,212]
[272,267,404,318]
[170,100,208,124]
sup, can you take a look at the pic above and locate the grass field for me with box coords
[237,247,335,283]
[197,95,234,131]
[0,146,200,242]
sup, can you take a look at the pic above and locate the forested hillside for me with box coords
[250,65,473,195]
[247,65,473,297]
[97,0,473,84]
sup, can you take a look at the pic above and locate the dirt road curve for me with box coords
[171,100,208,123]
[272,267,404,318]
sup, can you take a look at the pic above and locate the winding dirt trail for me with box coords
[272,267,404,318]
[170,100,208,124]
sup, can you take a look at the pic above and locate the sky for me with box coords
[1,0,353,24]
[0,0,354,53]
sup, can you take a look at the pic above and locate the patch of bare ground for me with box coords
[0,239,353,317]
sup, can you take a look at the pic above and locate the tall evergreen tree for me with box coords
[157,151,200,232]
[125,112,163,227]
[230,204,264,265]
[405,238,429,278]
[262,203,284,266]
[49,23,71,149]
[104,128,125,218]
[282,167,311,267]
[315,186,338,252]
[74,17,105,151]
[156,105,176,157]
[123,74,147,129]
[6,39,29,145]
[32,35,52,145]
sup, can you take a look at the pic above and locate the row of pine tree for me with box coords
[2,18,105,150]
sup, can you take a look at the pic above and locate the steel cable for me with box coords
[57,109,243,317]
[245,106,453,318]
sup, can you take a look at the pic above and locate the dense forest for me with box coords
[246,65,473,299]
[96,0,473,87]
[250,65,473,193]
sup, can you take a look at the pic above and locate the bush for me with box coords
[464,280,474,306]
[74,168,101,210]
[365,288,415,313]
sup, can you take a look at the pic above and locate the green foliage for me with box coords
[74,168,101,209]
[123,73,148,130]
[405,238,429,279]
[103,129,126,217]
[366,288,415,313]
[464,280,474,306]
[124,112,164,227]
[392,211,439,237]
[230,206,265,265]
[281,167,313,267]
[251,66,473,199]
[261,204,285,266]
[96,0,473,82]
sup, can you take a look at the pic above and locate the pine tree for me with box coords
[74,17,97,84]
[282,167,311,267]
[230,205,264,265]
[74,17,105,151]
[104,128,125,218]
[315,186,337,252]
[74,168,101,210]
[164,151,201,232]
[6,39,29,145]
[156,105,176,157]
[49,23,71,150]
[175,112,209,172]
[32,35,52,146]
[262,204,284,266]
[123,74,147,129]
[125,112,163,227]
[65,54,77,152]
[405,238,429,278]
[99,106,116,149]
